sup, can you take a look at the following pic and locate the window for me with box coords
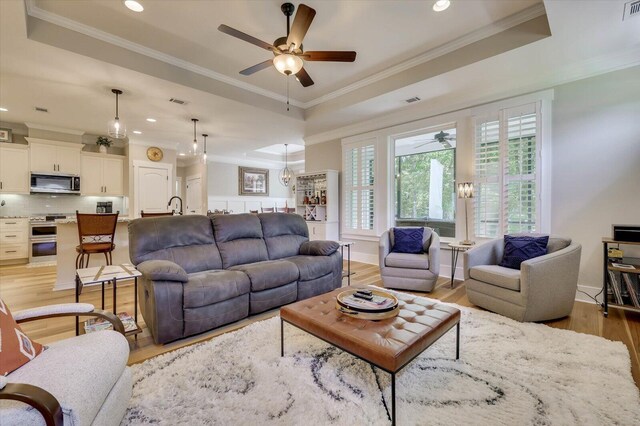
[343,140,375,234]
[474,103,539,238]
[394,128,456,237]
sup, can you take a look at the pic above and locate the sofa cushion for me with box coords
[230,260,299,292]
[385,252,430,270]
[0,299,45,376]
[300,240,339,256]
[391,227,424,253]
[499,235,549,270]
[212,214,269,268]
[137,260,188,283]
[4,330,128,426]
[390,227,433,252]
[183,270,251,308]
[285,255,334,281]
[470,265,521,291]
[259,213,309,259]
[129,215,222,273]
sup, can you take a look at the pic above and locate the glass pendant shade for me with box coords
[191,118,198,154]
[202,134,208,163]
[273,54,303,75]
[108,89,126,139]
[279,144,294,187]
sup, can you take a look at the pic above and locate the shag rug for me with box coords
[123,299,640,425]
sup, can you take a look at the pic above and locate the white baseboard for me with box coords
[350,252,378,265]
[575,284,602,304]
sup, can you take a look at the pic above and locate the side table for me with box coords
[448,243,474,288]
[338,241,355,286]
[75,263,142,337]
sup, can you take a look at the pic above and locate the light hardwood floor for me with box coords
[1,261,638,388]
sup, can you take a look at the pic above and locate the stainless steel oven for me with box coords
[29,216,63,263]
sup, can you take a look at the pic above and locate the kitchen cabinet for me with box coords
[80,153,124,196]
[28,139,81,175]
[0,218,28,263]
[0,145,29,194]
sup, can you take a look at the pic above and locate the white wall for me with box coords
[551,66,640,293]
[207,161,294,213]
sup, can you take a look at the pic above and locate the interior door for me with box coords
[186,175,202,215]
[137,166,170,215]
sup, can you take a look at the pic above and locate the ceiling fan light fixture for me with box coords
[273,54,303,75]
[123,0,144,13]
[433,0,451,12]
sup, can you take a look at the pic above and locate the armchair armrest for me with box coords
[137,259,188,283]
[299,240,339,256]
[0,382,63,426]
[428,232,441,275]
[379,231,391,269]
[14,303,125,335]
[462,239,503,280]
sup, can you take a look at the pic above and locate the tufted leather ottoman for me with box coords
[280,286,461,425]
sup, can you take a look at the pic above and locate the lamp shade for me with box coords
[273,54,303,76]
[457,182,474,198]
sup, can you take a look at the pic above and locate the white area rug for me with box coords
[123,301,640,425]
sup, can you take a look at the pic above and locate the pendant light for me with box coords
[107,89,126,139]
[202,133,208,162]
[279,143,294,187]
[191,118,198,154]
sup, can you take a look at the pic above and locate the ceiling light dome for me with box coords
[433,0,451,12]
[273,54,303,76]
[123,1,144,13]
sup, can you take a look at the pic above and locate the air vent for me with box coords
[624,0,640,20]
[405,97,421,104]
[169,98,187,105]
[34,107,48,113]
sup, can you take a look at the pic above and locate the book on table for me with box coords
[84,312,138,333]
[343,294,395,311]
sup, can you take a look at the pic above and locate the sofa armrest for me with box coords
[0,382,63,426]
[137,260,188,283]
[428,232,440,276]
[299,240,339,256]
[379,231,391,270]
[463,239,503,280]
[14,304,125,335]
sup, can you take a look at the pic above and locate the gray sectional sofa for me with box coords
[128,213,342,344]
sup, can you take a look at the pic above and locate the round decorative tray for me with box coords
[336,288,400,320]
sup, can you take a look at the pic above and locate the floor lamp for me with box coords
[458,182,475,245]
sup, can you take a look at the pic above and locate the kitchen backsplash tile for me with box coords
[0,194,125,217]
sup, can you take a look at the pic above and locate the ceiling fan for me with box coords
[218,2,356,87]
[413,131,456,149]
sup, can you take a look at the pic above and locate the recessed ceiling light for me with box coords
[146,118,156,122]
[0,107,7,112]
[133,130,142,134]
[433,0,450,12]
[123,0,144,13]
[179,153,186,156]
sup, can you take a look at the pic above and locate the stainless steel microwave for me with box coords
[30,173,80,195]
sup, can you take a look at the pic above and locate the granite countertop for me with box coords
[56,216,132,224]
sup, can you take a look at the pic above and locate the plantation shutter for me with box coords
[343,140,376,234]
[473,103,540,238]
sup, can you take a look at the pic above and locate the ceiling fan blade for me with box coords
[218,24,276,52]
[414,141,438,149]
[302,51,357,62]
[239,59,274,76]
[295,67,314,87]
[286,4,316,49]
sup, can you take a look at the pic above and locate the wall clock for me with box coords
[147,147,163,162]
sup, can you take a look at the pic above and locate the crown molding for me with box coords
[24,0,546,111]
[24,122,85,135]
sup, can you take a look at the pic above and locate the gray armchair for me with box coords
[463,235,582,322]
[379,227,440,292]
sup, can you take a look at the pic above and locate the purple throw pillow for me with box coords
[392,228,424,254]
[499,235,549,270]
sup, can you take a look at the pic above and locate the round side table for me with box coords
[448,242,474,288]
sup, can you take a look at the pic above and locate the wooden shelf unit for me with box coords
[602,237,640,317]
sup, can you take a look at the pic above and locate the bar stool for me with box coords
[140,211,174,217]
[75,211,119,269]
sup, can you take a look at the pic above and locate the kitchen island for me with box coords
[55,216,132,290]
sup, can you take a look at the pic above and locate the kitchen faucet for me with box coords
[168,196,183,215]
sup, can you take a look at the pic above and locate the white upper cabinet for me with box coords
[80,153,125,196]
[0,145,29,194]
[27,139,81,175]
